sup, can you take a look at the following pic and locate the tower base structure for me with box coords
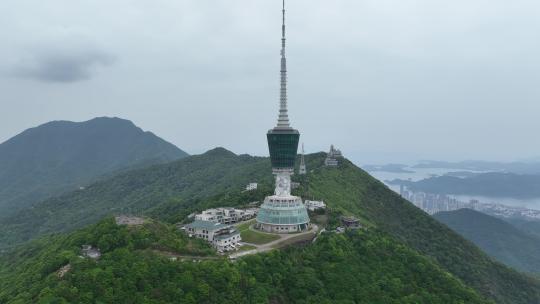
[255,195,310,233]
[256,171,310,234]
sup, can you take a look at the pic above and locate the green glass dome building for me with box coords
[256,197,310,231]
[255,0,310,234]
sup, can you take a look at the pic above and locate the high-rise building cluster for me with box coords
[399,186,540,220]
[400,189,471,215]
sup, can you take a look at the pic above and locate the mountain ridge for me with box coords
[0,117,188,217]
[434,208,540,274]
[390,172,540,198]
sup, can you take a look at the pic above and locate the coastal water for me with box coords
[366,167,540,211]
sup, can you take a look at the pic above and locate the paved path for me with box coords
[229,224,319,259]
[152,250,222,261]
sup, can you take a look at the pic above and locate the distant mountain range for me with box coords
[435,209,540,274]
[365,160,540,175]
[362,163,414,173]
[0,117,188,217]
[390,172,540,198]
[413,160,540,174]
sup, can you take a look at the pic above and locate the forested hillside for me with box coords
[0,148,271,249]
[434,208,540,274]
[0,117,187,217]
[505,218,540,239]
[0,218,490,304]
[304,158,540,304]
[1,149,540,303]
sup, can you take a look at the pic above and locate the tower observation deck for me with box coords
[256,0,310,234]
[266,0,299,172]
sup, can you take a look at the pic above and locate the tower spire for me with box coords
[276,0,290,129]
[299,143,307,175]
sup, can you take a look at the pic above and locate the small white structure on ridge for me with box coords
[304,200,326,211]
[325,145,343,166]
[299,143,307,175]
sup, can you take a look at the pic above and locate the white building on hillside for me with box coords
[185,220,241,252]
[325,145,343,166]
[195,207,257,225]
[246,183,258,191]
[243,208,259,219]
[304,200,326,211]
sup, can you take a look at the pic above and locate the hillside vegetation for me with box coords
[302,157,540,304]
[1,149,540,303]
[0,148,270,249]
[434,208,540,274]
[0,117,187,217]
[0,218,490,304]
[505,218,540,239]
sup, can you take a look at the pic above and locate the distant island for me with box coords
[443,171,480,178]
[413,160,540,175]
[363,163,414,173]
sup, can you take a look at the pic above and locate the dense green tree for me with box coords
[0,218,491,303]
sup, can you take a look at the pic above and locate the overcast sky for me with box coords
[1,0,539,165]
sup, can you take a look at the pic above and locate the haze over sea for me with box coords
[368,167,540,211]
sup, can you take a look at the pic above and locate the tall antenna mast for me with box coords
[299,142,307,175]
[276,0,290,129]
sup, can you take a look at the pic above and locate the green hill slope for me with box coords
[504,218,540,239]
[434,208,540,274]
[1,150,539,303]
[0,148,271,249]
[0,218,490,304]
[304,158,540,304]
[0,117,187,217]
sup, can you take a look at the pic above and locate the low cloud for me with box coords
[11,47,115,83]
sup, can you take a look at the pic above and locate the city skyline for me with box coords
[2,0,540,164]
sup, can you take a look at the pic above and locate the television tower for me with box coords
[256,0,310,233]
